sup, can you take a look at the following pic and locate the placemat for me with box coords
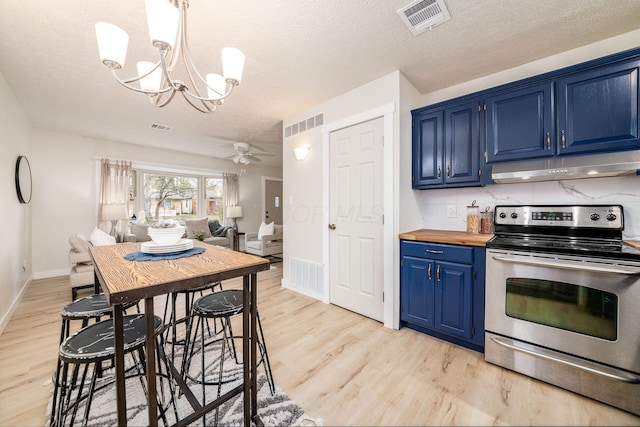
[124,246,206,261]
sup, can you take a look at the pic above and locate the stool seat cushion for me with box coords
[193,290,243,318]
[59,314,162,363]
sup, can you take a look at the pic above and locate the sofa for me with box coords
[184,218,234,248]
[128,219,234,248]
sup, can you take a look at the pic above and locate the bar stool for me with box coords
[162,281,222,362]
[51,314,177,427]
[181,289,275,422]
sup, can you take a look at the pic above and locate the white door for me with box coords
[329,117,384,322]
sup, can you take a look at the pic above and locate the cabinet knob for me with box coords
[437,166,442,179]
[328,223,336,230]
[561,129,566,149]
[446,164,450,178]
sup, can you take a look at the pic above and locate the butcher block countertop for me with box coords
[625,240,640,250]
[399,229,493,247]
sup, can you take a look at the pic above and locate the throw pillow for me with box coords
[69,233,91,253]
[185,218,212,239]
[90,227,117,246]
[257,221,275,240]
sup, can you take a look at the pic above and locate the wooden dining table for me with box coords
[89,241,270,426]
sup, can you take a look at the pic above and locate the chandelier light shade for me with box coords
[94,0,245,113]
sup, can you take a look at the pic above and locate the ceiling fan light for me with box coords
[145,0,179,50]
[137,61,162,91]
[95,22,129,68]
[206,73,226,101]
[222,47,245,84]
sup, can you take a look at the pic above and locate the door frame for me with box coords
[322,103,396,329]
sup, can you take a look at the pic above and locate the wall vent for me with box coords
[149,123,174,132]
[397,0,451,36]
[289,257,324,297]
[284,113,324,139]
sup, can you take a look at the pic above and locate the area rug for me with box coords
[45,338,321,426]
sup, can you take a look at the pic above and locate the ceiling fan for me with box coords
[225,142,274,164]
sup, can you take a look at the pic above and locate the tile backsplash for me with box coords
[420,175,640,240]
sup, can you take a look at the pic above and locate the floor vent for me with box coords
[289,257,323,296]
[285,113,323,138]
[397,0,451,36]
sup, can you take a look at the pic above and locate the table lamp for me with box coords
[226,206,243,232]
[101,203,128,240]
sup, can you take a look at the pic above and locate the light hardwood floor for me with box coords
[1,264,639,426]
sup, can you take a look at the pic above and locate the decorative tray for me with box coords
[141,239,193,254]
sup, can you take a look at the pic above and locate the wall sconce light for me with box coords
[294,146,310,161]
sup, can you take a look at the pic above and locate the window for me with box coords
[205,177,223,221]
[128,169,225,223]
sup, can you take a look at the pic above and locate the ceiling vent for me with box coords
[149,123,174,132]
[397,0,451,36]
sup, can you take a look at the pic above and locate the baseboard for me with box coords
[0,273,33,336]
[281,278,324,301]
[33,267,71,280]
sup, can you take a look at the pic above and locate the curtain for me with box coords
[98,159,132,242]
[222,173,239,226]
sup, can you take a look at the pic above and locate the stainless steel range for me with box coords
[484,204,640,416]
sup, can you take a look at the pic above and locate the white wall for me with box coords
[31,128,281,278]
[0,72,32,334]
[415,29,640,239]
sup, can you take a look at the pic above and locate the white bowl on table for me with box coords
[147,226,185,246]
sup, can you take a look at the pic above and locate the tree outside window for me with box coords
[143,173,198,221]
[206,177,223,221]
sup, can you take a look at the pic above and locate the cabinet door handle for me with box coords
[561,129,566,149]
[446,164,450,178]
[437,166,441,179]
[436,265,441,281]
[425,249,443,254]
[427,264,432,280]
[546,131,551,150]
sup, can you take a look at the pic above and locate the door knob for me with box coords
[328,223,336,230]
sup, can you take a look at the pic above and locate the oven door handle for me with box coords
[491,254,640,275]
[490,336,640,384]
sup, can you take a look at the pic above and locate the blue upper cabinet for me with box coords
[444,101,481,184]
[557,59,640,155]
[412,100,486,189]
[412,110,443,187]
[485,82,554,163]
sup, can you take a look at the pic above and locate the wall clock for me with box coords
[15,155,32,204]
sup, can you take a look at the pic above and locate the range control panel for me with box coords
[494,205,623,229]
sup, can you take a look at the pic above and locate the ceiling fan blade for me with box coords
[252,152,275,157]
[245,154,262,163]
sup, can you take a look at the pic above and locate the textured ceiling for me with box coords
[1,0,640,167]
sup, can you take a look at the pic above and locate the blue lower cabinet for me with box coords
[400,240,485,352]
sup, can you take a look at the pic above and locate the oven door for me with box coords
[485,248,640,374]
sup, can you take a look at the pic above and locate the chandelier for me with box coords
[95,0,245,113]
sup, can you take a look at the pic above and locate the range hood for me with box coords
[491,150,640,183]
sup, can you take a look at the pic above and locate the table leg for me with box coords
[243,275,250,425]
[113,304,127,426]
[250,272,259,421]
[145,298,159,427]
[93,270,100,295]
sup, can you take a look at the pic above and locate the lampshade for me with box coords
[226,206,243,219]
[95,22,129,68]
[137,61,162,91]
[206,73,226,100]
[294,146,310,161]
[222,47,246,83]
[145,0,180,49]
[101,204,129,221]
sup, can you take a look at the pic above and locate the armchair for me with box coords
[244,223,283,257]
